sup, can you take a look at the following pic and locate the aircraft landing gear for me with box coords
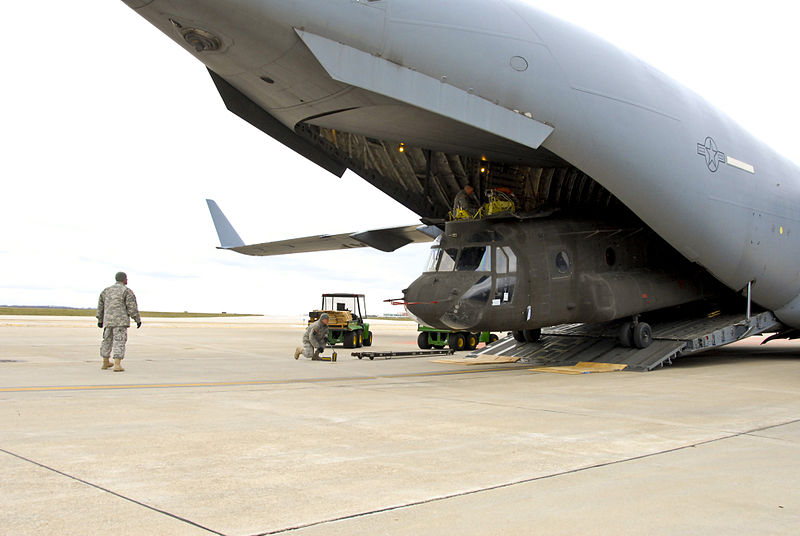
[523,329,541,343]
[619,318,652,349]
[619,322,634,347]
[513,329,541,343]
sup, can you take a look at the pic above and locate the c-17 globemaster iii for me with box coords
[123,1,800,366]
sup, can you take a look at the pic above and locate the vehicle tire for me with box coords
[523,329,541,343]
[465,333,478,351]
[449,332,466,351]
[356,331,363,348]
[619,322,633,347]
[418,332,432,349]
[633,322,653,349]
[344,331,356,349]
[513,330,526,342]
[363,331,373,347]
[489,334,499,344]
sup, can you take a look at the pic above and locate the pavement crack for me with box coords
[251,418,800,535]
[0,447,227,535]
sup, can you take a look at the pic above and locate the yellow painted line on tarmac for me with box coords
[0,366,525,393]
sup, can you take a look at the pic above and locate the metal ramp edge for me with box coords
[467,311,781,372]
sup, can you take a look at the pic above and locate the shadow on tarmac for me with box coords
[670,343,800,369]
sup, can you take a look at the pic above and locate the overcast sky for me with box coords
[2,1,798,316]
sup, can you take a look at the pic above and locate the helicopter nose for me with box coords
[405,273,490,330]
[439,301,485,331]
[403,275,453,329]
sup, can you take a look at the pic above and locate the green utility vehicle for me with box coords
[308,293,373,348]
[416,325,499,351]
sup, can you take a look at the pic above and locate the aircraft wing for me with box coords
[206,199,440,256]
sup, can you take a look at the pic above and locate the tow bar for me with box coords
[352,349,456,360]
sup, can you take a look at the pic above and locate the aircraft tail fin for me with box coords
[206,199,245,248]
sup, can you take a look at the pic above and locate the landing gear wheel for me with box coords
[363,331,373,347]
[633,322,653,349]
[619,322,634,347]
[523,329,542,343]
[489,334,499,344]
[418,332,432,350]
[512,330,526,342]
[465,333,478,351]
[449,332,466,351]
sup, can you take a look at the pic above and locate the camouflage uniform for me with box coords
[453,188,478,215]
[97,282,141,361]
[301,318,329,359]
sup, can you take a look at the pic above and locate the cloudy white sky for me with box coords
[2,1,798,316]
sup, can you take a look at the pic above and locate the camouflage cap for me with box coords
[319,313,330,320]
[115,272,127,282]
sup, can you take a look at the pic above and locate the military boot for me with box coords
[113,358,125,372]
[294,347,302,360]
[101,357,113,370]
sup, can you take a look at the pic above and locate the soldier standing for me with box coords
[294,313,329,360]
[96,272,141,372]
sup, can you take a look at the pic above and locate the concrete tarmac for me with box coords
[1,316,799,535]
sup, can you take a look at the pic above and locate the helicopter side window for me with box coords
[456,246,491,271]
[555,251,570,275]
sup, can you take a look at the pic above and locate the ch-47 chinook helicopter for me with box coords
[127,0,799,364]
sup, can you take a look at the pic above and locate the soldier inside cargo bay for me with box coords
[452,184,478,217]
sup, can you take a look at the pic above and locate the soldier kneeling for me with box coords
[294,313,329,360]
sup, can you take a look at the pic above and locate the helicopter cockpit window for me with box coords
[495,247,517,274]
[463,275,492,304]
[493,275,515,305]
[456,246,491,271]
[504,247,517,272]
[425,248,442,272]
[439,248,458,272]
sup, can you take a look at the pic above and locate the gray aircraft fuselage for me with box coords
[121,1,800,329]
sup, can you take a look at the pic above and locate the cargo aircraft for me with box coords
[123,1,800,354]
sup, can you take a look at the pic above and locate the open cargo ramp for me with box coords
[467,310,781,372]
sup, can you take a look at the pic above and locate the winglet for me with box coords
[206,199,245,248]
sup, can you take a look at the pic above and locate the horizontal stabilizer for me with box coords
[206,200,439,256]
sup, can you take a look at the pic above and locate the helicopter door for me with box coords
[492,246,517,306]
